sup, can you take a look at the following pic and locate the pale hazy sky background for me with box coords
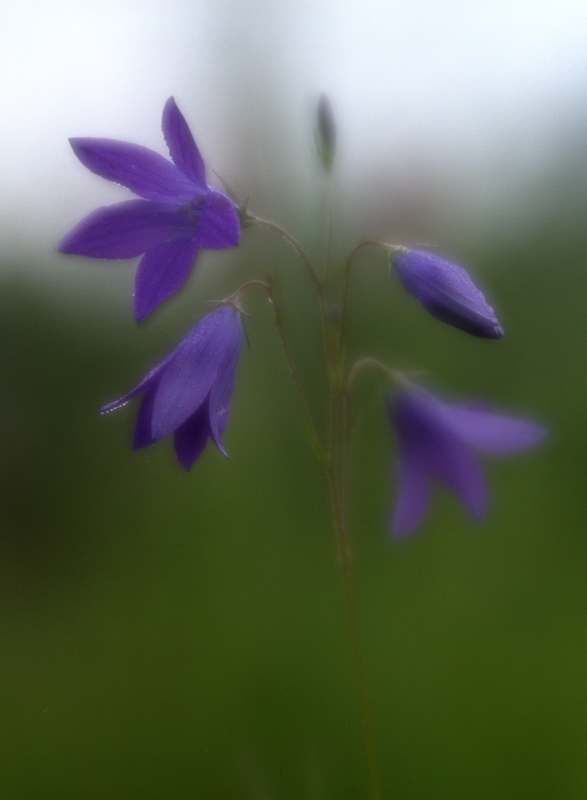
[2,0,587,261]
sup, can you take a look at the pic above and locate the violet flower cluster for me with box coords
[59,97,545,538]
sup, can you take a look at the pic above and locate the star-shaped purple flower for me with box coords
[59,98,241,320]
[389,386,546,537]
[101,305,243,469]
[391,248,503,339]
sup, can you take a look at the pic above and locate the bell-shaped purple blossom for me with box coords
[59,98,241,320]
[388,386,546,537]
[101,305,243,470]
[392,248,503,338]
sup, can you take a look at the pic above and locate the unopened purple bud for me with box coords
[315,94,336,174]
[392,248,503,339]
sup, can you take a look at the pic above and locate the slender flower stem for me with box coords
[227,278,272,300]
[340,382,352,556]
[338,240,389,363]
[325,273,383,798]
[322,176,335,284]
[336,356,421,800]
[264,273,327,465]
[345,357,400,393]
[325,463,382,800]
[251,214,335,406]
[251,216,323,290]
[255,216,383,798]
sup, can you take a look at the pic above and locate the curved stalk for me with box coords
[325,457,382,800]
[256,217,384,799]
[250,215,322,290]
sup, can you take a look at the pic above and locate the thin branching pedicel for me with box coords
[59,96,547,800]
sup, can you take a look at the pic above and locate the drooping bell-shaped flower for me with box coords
[60,98,241,320]
[391,248,503,339]
[388,385,546,537]
[101,305,243,470]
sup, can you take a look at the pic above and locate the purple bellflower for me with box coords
[389,385,546,537]
[392,248,503,339]
[100,305,243,470]
[59,98,241,320]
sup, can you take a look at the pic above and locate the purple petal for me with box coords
[133,236,200,320]
[196,188,241,249]
[392,390,487,525]
[162,97,206,187]
[441,403,547,454]
[207,323,243,455]
[59,200,195,259]
[393,249,503,339]
[100,355,172,415]
[132,380,160,449]
[391,444,432,537]
[426,433,487,521]
[173,402,212,470]
[151,307,239,439]
[69,138,200,203]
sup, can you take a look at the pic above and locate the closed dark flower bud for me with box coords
[392,248,503,339]
[316,93,336,174]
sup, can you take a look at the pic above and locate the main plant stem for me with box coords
[325,455,382,800]
[254,217,383,800]
[322,268,382,799]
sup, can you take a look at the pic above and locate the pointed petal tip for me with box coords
[173,410,211,469]
[215,440,229,459]
[133,275,160,321]
[133,285,154,321]
[58,235,75,254]
[175,452,194,471]
[58,228,97,258]
[99,398,128,414]
[467,494,488,523]
[132,300,150,322]
[390,521,417,539]
[68,138,95,161]
[485,322,504,339]
[508,420,548,451]
[162,97,177,119]
[161,96,206,186]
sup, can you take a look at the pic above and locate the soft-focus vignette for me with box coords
[1,1,586,798]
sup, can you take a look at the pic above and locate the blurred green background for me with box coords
[2,1,587,797]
